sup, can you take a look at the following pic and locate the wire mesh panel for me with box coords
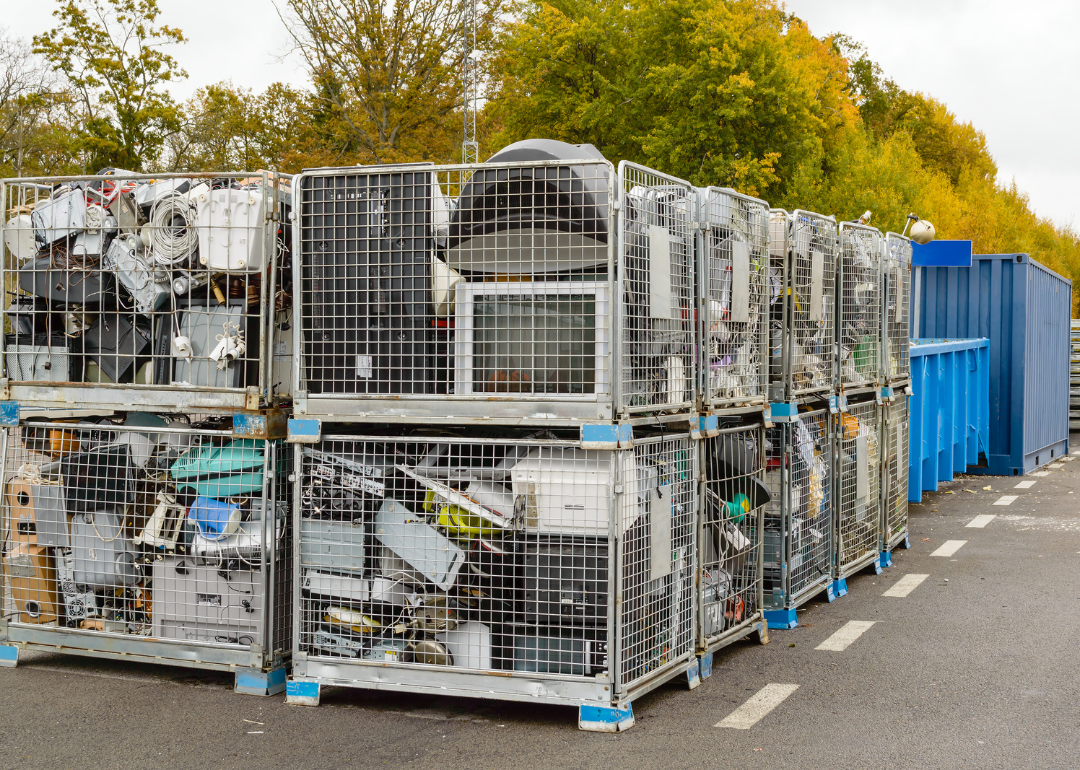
[294,431,696,703]
[701,188,769,410]
[883,233,912,384]
[838,224,883,389]
[293,147,695,425]
[618,163,695,417]
[763,409,833,609]
[835,399,881,576]
[0,417,290,669]
[699,422,764,650]
[0,173,292,412]
[881,396,909,551]
[768,210,838,399]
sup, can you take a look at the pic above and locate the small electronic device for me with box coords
[5,543,58,624]
[196,187,266,271]
[373,499,465,590]
[7,478,69,548]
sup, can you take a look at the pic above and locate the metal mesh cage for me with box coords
[838,224,883,389]
[883,233,912,384]
[768,210,838,399]
[700,188,769,410]
[763,409,833,609]
[700,422,764,650]
[293,156,695,425]
[0,173,292,412]
[0,418,291,670]
[293,432,696,703]
[881,396,909,550]
[835,398,881,576]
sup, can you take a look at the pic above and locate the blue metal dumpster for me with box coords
[908,339,990,502]
[912,253,1072,475]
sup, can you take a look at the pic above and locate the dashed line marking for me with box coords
[993,496,1018,506]
[932,540,967,557]
[1030,472,1050,477]
[716,684,800,729]
[883,574,929,597]
[967,514,996,528]
[1014,480,1036,489]
[816,621,876,651]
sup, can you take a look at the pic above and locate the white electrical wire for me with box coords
[148,190,198,266]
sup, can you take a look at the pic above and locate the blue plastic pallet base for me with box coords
[0,645,18,667]
[234,666,287,696]
[880,550,893,568]
[872,556,883,575]
[698,651,714,680]
[686,659,701,689]
[903,535,911,549]
[579,704,634,732]
[764,608,798,630]
[285,679,321,706]
[832,579,849,598]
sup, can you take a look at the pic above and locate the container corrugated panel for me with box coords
[912,254,1072,475]
[908,339,989,502]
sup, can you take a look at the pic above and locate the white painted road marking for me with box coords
[716,684,800,729]
[1014,480,1037,489]
[993,496,1018,506]
[932,540,968,557]
[967,514,997,528]
[1030,472,1050,477]
[883,574,929,597]
[816,621,876,651]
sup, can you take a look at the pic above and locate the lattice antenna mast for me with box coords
[462,0,479,164]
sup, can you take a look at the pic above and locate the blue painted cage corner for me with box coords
[912,253,1072,478]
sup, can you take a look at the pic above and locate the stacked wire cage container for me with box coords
[288,429,697,729]
[766,210,838,404]
[882,233,912,387]
[285,140,727,730]
[837,223,883,394]
[880,393,910,558]
[833,394,883,585]
[0,170,295,694]
[290,148,696,428]
[0,414,292,693]
[0,171,294,413]
[880,232,912,563]
[761,406,834,629]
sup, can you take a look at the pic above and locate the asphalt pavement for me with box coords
[3,444,1079,770]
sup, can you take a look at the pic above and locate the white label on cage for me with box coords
[730,240,751,323]
[356,354,373,379]
[893,264,902,321]
[312,464,336,480]
[809,249,824,322]
[856,434,869,501]
[648,225,673,319]
[274,341,287,356]
[342,472,385,497]
[197,594,222,607]
[649,484,673,582]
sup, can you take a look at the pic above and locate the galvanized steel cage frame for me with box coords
[763,407,834,613]
[289,430,699,710]
[881,395,909,551]
[834,397,882,578]
[768,210,838,401]
[290,159,697,427]
[698,188,769,412]
[0,172,292,413]
[837,223,884,391]
[698,419,766,654]
[883,233,912,385]
[0,418,291,681]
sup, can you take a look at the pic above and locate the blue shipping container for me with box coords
[908,339,990,502]
[912,253,1072,475]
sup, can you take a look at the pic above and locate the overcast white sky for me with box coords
[5,0,1077,229]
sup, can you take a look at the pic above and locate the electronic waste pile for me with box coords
[0,140,912,730]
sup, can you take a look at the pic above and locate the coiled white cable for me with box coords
[148,190,198,266]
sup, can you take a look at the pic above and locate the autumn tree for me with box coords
[278,0,501,164]
[33,0,187,171]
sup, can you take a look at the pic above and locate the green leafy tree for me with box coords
[32,0,187,171]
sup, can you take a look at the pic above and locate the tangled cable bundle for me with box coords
[148,190,199,266]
